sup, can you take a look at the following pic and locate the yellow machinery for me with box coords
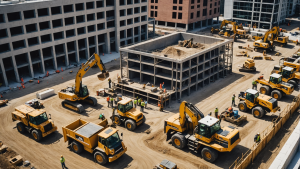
[238,89,280,118]
[58,53,109,113]
[62,118,127,165]
[253,27,277,52]
[272,64,300,88]
[239,59,256,72]
[164,101,240,162]
[12,104,57,142]
[255,74,294,100]
[155,159,178,169]
[111,99,145,131]
[211,20,247,40]
[0,99,8,107]
[252,33,264,41]
[252,27,288,46]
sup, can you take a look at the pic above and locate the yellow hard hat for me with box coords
[61,155,63,157]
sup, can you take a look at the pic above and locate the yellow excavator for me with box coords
[253,27,276,52]
[211,20,247,40]
[58,53,109,113]
[252,27,288,46]
[164,101,241,162]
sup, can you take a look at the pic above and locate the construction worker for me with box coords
[214,108,218,118]
[110,97,114,108]
[134,98,137,108]
[208,112,212,116]
[232,94,236,106]
[99,113,105,120]
[108,78,112,88]
[60,155,67,169]
[252,80,257,90]
[141,100,145,112]
[138,98,141,106]
[144,100,147,109]
[106,96,110,107]
[254,133,261,143]
[228,107,234,117]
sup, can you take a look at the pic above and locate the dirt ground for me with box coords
[1,35,300,168]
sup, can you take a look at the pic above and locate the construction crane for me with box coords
[58,53,109,113]
[164,101,241,162]
[253,27,277,52]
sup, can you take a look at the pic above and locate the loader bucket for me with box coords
[98,71,110,80]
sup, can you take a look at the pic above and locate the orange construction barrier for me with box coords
[19,87,21,90]
[22,85,25,89]
[21,78,24,83]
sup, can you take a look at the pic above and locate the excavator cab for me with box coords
[197,118,221,139]
[269,73,282,84]
[281,67,294,79]
[79,84,89,97]
[245,90,259,103]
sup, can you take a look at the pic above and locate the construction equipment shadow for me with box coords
[13,130,63,145]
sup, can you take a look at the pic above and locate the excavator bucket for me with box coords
[97,71,110,80]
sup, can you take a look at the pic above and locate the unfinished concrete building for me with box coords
[118,32,233,101]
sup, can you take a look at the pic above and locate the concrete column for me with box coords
[153,21,155,37]
[165,21,167,27]
[196,56,199,91]
[188,60,191,95]
[64,44,69,66]
[0,59,8,87]
[12,56,20,82]
[120,53,123,77]
[52,47,58,70]
[140,54,142,83]
[139,26,142,42]
[185,24,188,31]
[75,41,80,63]
[27,53,34,78]
[106,32,111,53]
[179,63,182,99]
[39,49,46,74]
[171,62,174,90]
[175,63,178,99]
[175,23,177,29]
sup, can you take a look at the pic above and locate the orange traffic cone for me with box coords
[62,77,63,79]
[38,80,40,84]
[19,87,21,90]
[0,94,3,98]
[22,85,25,89]
[103,53,104,56]
[61,67,63,72]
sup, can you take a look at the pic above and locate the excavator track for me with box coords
[82,97,97,106]
[62,100,84,114]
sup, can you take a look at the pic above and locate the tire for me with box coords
[86,97,97,106]
[112,115,122,126]
[254,48,258,52]
[94,151,108,165]
[141,115,146,124]
[238,101,248,112]
[125,119,137,131]
[260,86,271,95]
[77,104,85,114]
[288,80,297,88]
[171,133,187,149]
[17,122,25,134]
[201,147,219,163]
[31,129,42,142]
[71,141,83,154]
[252,106,264,118]
[271,90,282,100]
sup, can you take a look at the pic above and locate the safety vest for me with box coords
[252,81,257,85]
[232,96,235,101]
[215,108,218,113]
[107,97,110,101]
[110,98,114,101]
[134,100,137,104]
[141,102,145,106]
[158,103,161,107]
[257,135,260,142]
[60,157,65,163]
[138,99,141,103]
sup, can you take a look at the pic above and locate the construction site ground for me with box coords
[1,38,300,169]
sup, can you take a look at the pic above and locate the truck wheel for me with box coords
[171,133,187,149]
[71,141,83,154]
[112,115,122,125]
[201,147,218,162]
[288,80,297,89]
[31,130,42,142]
[252,106,264,118]
[260,86,270,95]
[125,119,136,131]
[271,90,282,100]
[94,151,108,165]
[141,115,146,124]
[238,101,248,112]
[17,122,25,134]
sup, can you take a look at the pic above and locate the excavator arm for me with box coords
[263,26,278,43]
[179,101,204,130]
[74,53,109,95]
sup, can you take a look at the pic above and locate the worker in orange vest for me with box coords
[106,96,110,107]
[158,101,163,111]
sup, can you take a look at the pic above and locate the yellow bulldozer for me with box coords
[12,104,57,142]
[58,53,109,113]
[238,89,280,118]
[62,118,127,165]
[255,74,294,100]
[111,99,145,131]
[239,59,256,72]
[164,101,241,162]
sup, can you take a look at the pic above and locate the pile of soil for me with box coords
[0,148,20,169]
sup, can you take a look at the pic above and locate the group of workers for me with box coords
[134,97,147,113]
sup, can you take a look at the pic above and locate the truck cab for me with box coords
[113,99,145,131]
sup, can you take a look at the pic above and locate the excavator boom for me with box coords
[179,101,204,130]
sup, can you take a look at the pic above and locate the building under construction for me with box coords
[117,32,233,102]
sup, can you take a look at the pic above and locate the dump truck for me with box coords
[111,99,145,131]
[220,108,247,125]
[255,73,294,100]
[272,65,300,88]
[12,104,57,142]
[62,118,127,165]
[155,159,178,169]
[0,99,8,107]
[25,99,44,109]
[239,59,256,72]
[238,89,280,118]
[164,101,241,162]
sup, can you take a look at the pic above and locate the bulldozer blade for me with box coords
[252,56,263,60]
[239,67,256,72]
[97,72,110,80]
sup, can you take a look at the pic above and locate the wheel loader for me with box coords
[255,73,294,100]
[272,65,300,88]
[62,118,127,165]
[111,99,145,131]
[58,53,109,113]
[239,59,256,72]
[164,101,241,162]
[237,89,280,118]
[12,104,57,142]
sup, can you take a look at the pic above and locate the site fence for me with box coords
[229,94,300,169]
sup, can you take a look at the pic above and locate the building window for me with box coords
[197,5,200,8]
[39,21,50,30]
[191,0,194,4]
[25,24,37,33]
[179,6,182,10]
[190,13,194,19]
[63,5,73,13]
[197,0,200,3]
[51,7,61,15]
[191,6,194,9]
[173,6,177,10]
[151,11,154,17]
[173,0,177,4]
[23,10,36,19]
[179,0,182,4]
[76,15,85,23]
[210,4,212,8]
[155,0,158,3]
[203,9,207,16]
[197,11,200,17]
[7,12,21,22]
[151,5,154,9]
[215,2,217,6]
[203,0,207,6]
[155,6,158,9]
[209,10,211,15]
[52,19,63,28]
[214,8,216,14]
[172,12,177,19]
[218,7,219,12]
[178,13,182,19]
[155,11,157,17]
[76,3,84,11]
[86,2,95,9]
[87,13,95,21]
[37,8,49,17]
